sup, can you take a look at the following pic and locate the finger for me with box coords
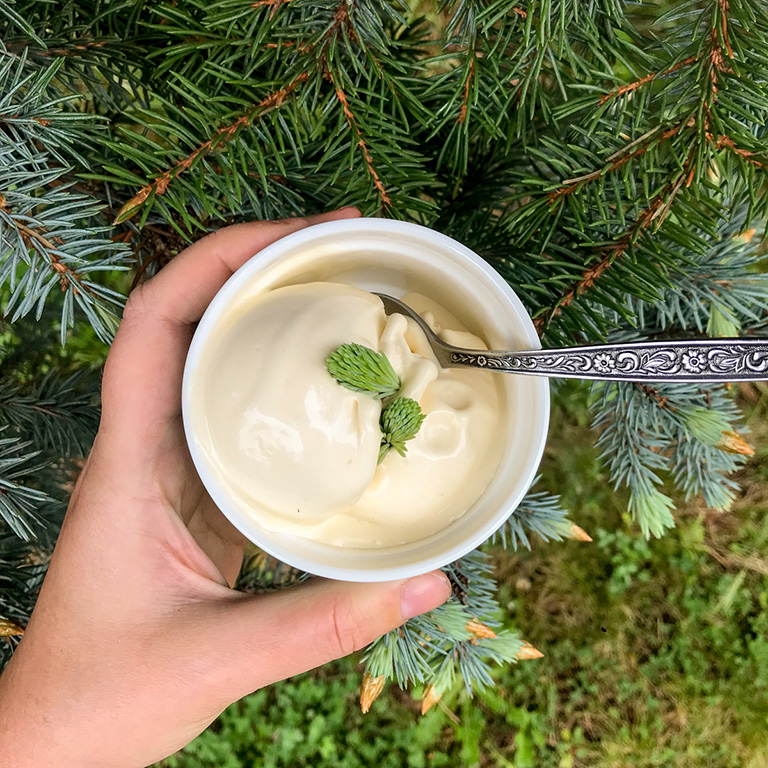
[100,208,361,444]
[207,571,452,704]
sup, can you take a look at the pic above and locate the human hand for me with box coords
[0,209,451,768]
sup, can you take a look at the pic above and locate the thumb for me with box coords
[210,571,451,703]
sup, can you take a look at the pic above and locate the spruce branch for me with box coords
[0,181,129,344]
[0,371,99,457]
[364,551,528,697]
[113,72,311,224]
[1,193,93,296]
[535,154,695,333]
[494,487,571,551]
[1,0,767,694]
[0,433,50,540]
[0,53,96,167]
[327,70,391,210]
[597,55,697,105]
[546,122,686,204]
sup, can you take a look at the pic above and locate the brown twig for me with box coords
[637,384,675,411]
[598,56,696,105]
[319,1,358,55]
[1,113,52,127]
[548,124,684,203]
[265,40,312,52]
[714,134,766,168]
[115,73,310,224]
[328,72,391,209]
[719,0,734,59]
[707,0,734,97]
[315,2,386,207]
[4,39,109,57]
[457,55,475,124]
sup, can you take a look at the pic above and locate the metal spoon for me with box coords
[376,293,768,383]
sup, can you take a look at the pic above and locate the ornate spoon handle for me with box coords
[446,339,768,382]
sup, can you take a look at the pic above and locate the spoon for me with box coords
[376,293,768,383]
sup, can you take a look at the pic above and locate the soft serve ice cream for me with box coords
[189,281,505,547]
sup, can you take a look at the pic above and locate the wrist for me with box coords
[0,660,89,768]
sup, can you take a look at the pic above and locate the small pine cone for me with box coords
[0,619,24,637]
[465,619,497,639]
[360,673,386,714]
[516,641,544,660]
[420,683,442,715]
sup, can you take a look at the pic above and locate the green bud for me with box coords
[379,396,425,463]
[326,343,400,399]
[629,488,675,538]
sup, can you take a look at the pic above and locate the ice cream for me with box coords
[189,281,505,547]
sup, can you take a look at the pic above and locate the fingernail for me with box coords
[400,572,451,621]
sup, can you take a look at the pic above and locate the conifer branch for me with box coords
[38,41,109,57]
[327,71,391,210]
[548,123,685,203]
[456,55,475,125]
[2,0,767,692]
[536,155,695,332]
[598,56,697,105]
[714,135,766,169]
[114,72,310,223]
[0,194,93,296]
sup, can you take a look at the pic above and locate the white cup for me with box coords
[182,218,549,582]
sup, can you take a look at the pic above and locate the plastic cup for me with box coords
[182,218,549,582]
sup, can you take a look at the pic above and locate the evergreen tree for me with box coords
[1,0,767,707]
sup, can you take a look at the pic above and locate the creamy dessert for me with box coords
[190,281,505,548]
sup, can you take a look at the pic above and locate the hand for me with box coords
[0,209,451,768]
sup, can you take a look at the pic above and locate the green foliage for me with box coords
[0,432,50,539]
[0,302,103,667]
[493,488,572,550]
[326,343,401,399]
[365,550,524,693]
[378,396,425,463]
[0,52,131,343]
[158,670,451,768]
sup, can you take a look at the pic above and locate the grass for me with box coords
[159,381,768,768]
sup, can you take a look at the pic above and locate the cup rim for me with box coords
[182,218,550,582]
